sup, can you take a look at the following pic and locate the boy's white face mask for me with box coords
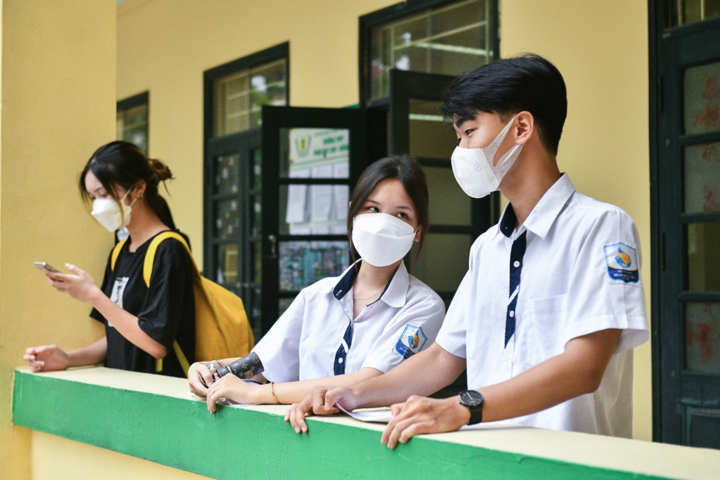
[91,187,136,233]
[352,213,416,267]
[450,115,523,199]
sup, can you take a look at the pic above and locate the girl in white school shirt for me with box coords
[187,155,445,416]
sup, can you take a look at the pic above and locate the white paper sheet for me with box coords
[312,165,333,179]
[310,185,333,222]
[309,166,334,222]
[289,226,311,235]
[337,404,393,423]
[333,185,349,221]
[333,162,349,179]
[285,169,310,224]
[312,226,330,235]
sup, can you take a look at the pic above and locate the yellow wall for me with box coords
[0,2,116,479]
[31,432,210,480]
[500,0,652,441]
[117,0,400,271]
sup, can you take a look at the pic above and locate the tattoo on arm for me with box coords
[217,351,264,380]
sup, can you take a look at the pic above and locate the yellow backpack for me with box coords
[111,231,254,376]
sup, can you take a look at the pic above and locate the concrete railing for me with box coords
[12,367,720,480]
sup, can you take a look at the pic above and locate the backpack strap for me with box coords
[143,231,194,377]
[143,231,194,287]
[110,239,127,271]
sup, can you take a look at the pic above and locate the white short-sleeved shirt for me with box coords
[254,260,445,383]
[436,174,649,437]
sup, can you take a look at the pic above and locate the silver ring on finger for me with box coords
[211,388,215,394]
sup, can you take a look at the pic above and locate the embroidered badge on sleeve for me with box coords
[394,324,428,359]
[603,243,640,284]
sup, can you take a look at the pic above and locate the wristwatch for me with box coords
[459,390,484,425]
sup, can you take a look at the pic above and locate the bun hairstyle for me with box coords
[79,141,176,229]
[347,155,429,262]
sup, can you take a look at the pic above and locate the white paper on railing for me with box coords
[336,404,393,423]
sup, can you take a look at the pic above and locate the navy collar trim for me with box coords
[332,260,395,304]
[500,205,518,238]
[333,264,357,300]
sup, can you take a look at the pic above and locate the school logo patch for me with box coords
[603,243,639,284]
[394,324,428,359]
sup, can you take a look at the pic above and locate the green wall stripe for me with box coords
[13,370,674,480]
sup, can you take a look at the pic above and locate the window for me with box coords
[363,0,495,103]
[212,59,287,137]
[672,0,720,26]
[650,0,720,448]
[203,43,289,341]
[117,91,149,154]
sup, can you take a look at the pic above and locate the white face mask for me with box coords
[91,187,136,233]
[450,115,523,198]
[352,213,417,267]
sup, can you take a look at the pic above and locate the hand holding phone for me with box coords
[34,262,61,273]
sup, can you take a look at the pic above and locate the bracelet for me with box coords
[270,382,280,404]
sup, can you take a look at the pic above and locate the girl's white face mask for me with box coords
[91,187,136,232]
[450,115,523,199]
[352,213,417,267]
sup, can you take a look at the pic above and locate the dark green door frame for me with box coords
[649,0,720,447]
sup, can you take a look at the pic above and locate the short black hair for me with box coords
[440,54,567,155]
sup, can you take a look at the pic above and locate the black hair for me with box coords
[347,155,429,261]
[79,141,176,229]
[440,53,567,155]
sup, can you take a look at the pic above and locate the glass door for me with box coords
[205,130,264,341]
[654,6,720,447]
[261,106,367,335]
[389,69,499,306]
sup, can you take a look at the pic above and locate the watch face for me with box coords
[460,390,483,408]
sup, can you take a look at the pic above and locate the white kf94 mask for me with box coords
[352,213,416,267]
[91,187,136,233]
[450,115,523,199]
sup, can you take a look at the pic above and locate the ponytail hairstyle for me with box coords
[347,155,429,262]
[79,141,176,229]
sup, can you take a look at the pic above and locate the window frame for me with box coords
[358,0,499,107]
[117,91,149,153]
[202,43,289,337]
[203,42,290,143]
[649,0,720,446]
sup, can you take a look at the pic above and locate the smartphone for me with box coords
[34,262,61,273]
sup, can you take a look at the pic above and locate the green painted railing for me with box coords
[12,368,713,480]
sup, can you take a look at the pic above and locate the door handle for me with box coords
[268,234,278,259]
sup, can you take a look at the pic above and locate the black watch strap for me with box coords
[459,390,484,425]
[467,403,483,425]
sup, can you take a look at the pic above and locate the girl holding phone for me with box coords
[24,141,195,377]
[188,156,445,415]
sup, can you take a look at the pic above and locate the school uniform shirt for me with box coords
[254,260,445,382]
[435,174,649,437]
[90,230,195,378]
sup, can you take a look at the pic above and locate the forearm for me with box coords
[355,343,466,408]
[478,355,590,422]
[66,337,107,367]
[90,292,166,358]
[269,368,382,404]
[479,329,621,423]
